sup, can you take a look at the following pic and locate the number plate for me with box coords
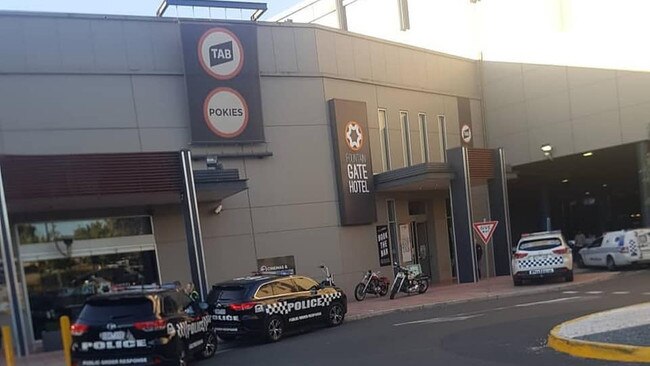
[99,331,126,341]
[529,268,554,275]
[214,308,226,315]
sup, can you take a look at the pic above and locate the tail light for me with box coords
[552,247,568,255]
[229,302,257,311]
[619,246,629,253]
[70,323,89,336]
[513,252,528,259]
[134,319,167,332]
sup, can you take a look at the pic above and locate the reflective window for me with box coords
[272,280,296,295]
[400,111,412,166]
[292,277,318,292]
[419,113,429,163]
[256,283,274,298]
[378,109,391,171]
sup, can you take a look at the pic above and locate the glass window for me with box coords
[17,216,153,245]
[400,111,412,167]
[398,0,410,31]
[518,239,562,251]
[173,292,193,312]
[378,109,391,171]
[419,113,429,163]
[256,283,274,298]
[208,285,248,303]
[272,280,296,296]
[438,115,447,162]
[387,200,399,266]
[78,297,155,323]
[292,277,318,292]
[163,295,180,315]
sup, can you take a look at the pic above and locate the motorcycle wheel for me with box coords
[354,283,367,301]
[418,279,429,294]
[378,282,389,296]
[389,281,399,299]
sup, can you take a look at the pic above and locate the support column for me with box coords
[488,148,513,276]
[180,150,209,301]
[0,166,26,356]
[448,147,477,283]
[637,141,650,228]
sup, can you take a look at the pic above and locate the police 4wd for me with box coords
[512,230,574,286]
[70,285,217,366]
[207,274,346,342]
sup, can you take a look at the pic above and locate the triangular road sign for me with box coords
[473,221,499,245]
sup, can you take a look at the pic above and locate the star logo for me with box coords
[345,121,363,151]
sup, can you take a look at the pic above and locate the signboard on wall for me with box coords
[328,99,376,226]
[376,225,391,266]
[457,97,473,147]
[399,223,413,263]
[180,22,264,143]
[257,255,296,275]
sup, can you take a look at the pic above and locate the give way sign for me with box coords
[473,221,499,245]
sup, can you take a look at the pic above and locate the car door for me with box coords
[585,237,604,266]
[174,292,207,352]
[290,276,324,325]
[269,279,303,328]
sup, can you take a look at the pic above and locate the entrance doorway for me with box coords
[412,222,431,278]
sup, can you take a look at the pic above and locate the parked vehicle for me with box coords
[354,270,390,301]
[319,264,335,287]
[389,263,429,299]
[70,284,217,366]
[511,230,573,286]
[206,274,346,342]
[578,229,650,270]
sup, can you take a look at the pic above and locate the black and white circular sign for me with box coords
[461,124,472,144]
[203,88,249,138]
[198,27,244,80]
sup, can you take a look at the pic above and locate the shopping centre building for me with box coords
[2,0,650,355]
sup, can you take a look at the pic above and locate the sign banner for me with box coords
[257,255,296,276]
[457,97,473,147]
[328,99,376,225]
[473,221,499,245]
[180,22,264,143]
[376,225,391,266]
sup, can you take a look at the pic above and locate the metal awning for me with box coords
[374,162,455,192]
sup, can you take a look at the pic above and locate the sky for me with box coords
[0,0,301,19]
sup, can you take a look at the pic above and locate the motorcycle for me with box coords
[389,262,429,299]
[354,270,390,301]
[319,264,335,287]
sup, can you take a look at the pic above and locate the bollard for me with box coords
[60,316,72,366]
[2,325,15,366]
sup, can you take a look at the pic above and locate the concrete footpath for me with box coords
[6,271,617,366]
[548,302,650,363]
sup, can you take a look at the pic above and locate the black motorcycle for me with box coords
[389,263,429,299]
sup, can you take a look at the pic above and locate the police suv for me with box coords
[512,230,574,286]
[70,285,216,366]
[207,274,346,342]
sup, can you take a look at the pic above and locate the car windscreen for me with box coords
[207,285,248,304]
[518,238,562,251]
[78,297,154,323]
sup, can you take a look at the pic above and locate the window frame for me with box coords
[400,111,413,167]
[438,115,448,163]
[418,113,429,163]
[378,109,392,171]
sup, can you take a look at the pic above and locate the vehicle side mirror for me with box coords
[198,302,209,311]
[310,285,319,295]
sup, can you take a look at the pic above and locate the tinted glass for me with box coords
[78,297,154,323]
[292,277,318,292]
[163,296,179,315]
[207,285,248,303]
[519,238,562,251]
[256,284,273,298]
[272,280,296,295]
[173,292,193,311]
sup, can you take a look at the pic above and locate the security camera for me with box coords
[213,204,223,215]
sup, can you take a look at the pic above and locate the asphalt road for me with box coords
[199,269,650,366]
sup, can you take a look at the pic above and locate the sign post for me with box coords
[473,220,498,279]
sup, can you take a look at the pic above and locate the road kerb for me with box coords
[548,324,650,363]
[347,272,619,322]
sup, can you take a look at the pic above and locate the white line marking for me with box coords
[586,291,603,294]
[562,291,579,294]
[394,314,483,326]
[612,291,630,295]
[514,297,582,308]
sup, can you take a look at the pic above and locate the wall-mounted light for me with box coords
[213,203,223,215]
[561,179,569,183]
[582,152,594,157]
[541,144,553,160]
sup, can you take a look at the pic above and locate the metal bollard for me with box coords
[60,316,72,366]
[2,325,15,366]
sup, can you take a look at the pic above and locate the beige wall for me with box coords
[483,61,650,165]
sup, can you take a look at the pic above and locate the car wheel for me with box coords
[327,302,345,327]
[513,277,523,286]
[265,315,284,342]
[607,256,617,271]
[565,271,574,282]
[198,332,217,360]
[354,283,367,301]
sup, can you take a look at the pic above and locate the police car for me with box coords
[512,230,574,286]
[207,274,346,342]
[70,285,216,366]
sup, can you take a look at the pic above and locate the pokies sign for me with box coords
[181,22,264,143]
[329,99,376,226]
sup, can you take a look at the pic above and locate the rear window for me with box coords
[519,238,562,251]
[207,285,248,303]
[78,297,154,323]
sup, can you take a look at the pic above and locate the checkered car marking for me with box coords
[517,255,564,269]
[264,292,342,316]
